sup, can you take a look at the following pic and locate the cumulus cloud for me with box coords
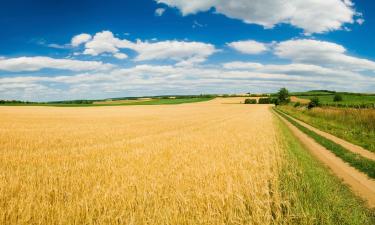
[73,31,217,65]
[131,40,216,65]
[71,33,92,47]
[156,0,359,33]
[274,39,375,71]
[155,8,166,16]
[0,56,113,72]
[81,31,132,56]
[227,40,268,54]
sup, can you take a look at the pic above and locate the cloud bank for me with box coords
[2,32,374,101]
[0,56,113,72]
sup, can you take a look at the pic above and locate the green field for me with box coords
[297,94,375,105]
[290,90,335,96]
[0,97,214,107]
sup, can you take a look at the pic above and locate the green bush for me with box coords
[308,97,320,109]
[244,99,257,104]
[294,102,301,107]
[258,98,271,104]
[333,94,343,102]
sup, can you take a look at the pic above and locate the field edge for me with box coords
[273,111,374,224]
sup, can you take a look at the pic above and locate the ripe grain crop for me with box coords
[0,98,372,224]
[0,98,284,224]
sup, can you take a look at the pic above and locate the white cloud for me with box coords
[157,0,213,15]
[47,43,71,49]
[192,20,205,28]
[114,53,128,59]
[155,8,166,16]
[356,18,364,25]
[71,33,92,47]
[156,0,359,33]
[131,40,216,65]
[274,39,375,71]
[82,31,132,56]
[227,40,268,54]
[0,56,113,72]
[223,61,263,70]
[75,31,216,65]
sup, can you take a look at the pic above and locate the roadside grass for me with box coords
[277,117,374,224]
[275,108,375,179]
[278,105,375,152]
[0,97,214,107]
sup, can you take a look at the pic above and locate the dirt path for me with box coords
[274,111,375,208]
[279,110,375,161]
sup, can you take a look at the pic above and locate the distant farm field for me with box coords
[297,94,375,107]
[93,98,152,105]
[0,98,372,224]
[0,97,213,107]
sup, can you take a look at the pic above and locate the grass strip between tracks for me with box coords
[274,107,375,179]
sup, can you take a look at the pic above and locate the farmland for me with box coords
[0,97,214,107]
[290,91,375,108]
[0,98,373,224]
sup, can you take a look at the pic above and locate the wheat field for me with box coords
[0,98,286,224]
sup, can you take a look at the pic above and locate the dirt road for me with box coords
[274,111,375,208]
[279,111,375,160]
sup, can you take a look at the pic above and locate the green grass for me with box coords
[277,117,374,224]
[0,98,214,107]
[119,98,213,105]
[290,91,335,96]
[275,108,375,179]
[277,105,375,152]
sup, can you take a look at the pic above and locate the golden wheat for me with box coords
[0,98,284,224]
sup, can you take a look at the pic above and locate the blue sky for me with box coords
[0,0,374,101]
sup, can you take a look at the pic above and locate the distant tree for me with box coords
[244,99,257,104]
[270,98,280,106]
[258,98,271,104]
[308,97,320,109]
[277,88,290,104]
[333,94,343,102]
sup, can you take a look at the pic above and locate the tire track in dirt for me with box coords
[274,111,375,208]
[279,110,375,160]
